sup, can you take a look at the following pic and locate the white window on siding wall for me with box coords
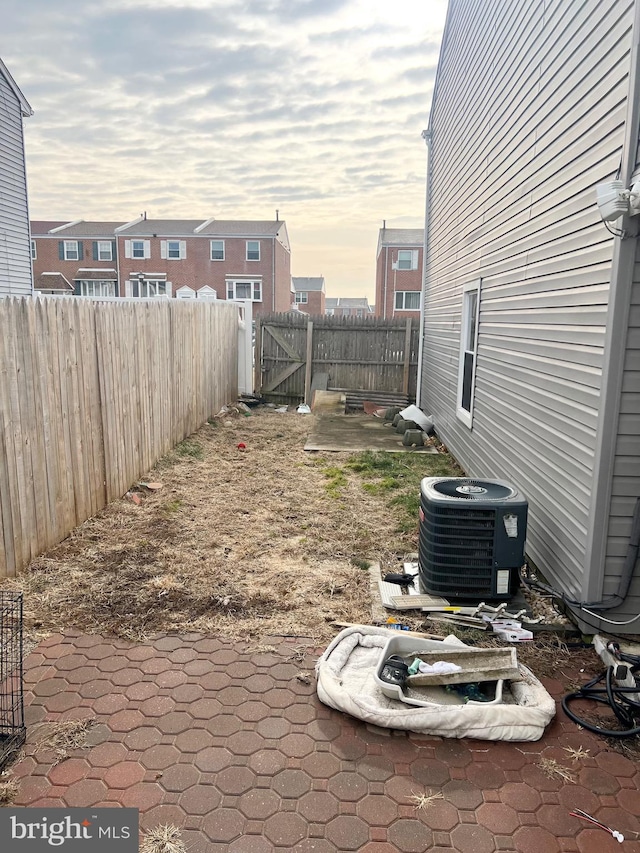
[161,240,186,259]
[227,279,262,301]
[125,240,151,259]
[395,291,420,311]
[456,279,481,429]
[397,249,419,270]
[210,240,224,260]
[246,241,260,261]
[31,240,37,260]
[295,292,308,304]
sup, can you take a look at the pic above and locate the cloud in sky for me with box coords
[3,0,448,300]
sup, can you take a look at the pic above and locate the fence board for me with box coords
[257,313,420,404]
[0,296,239,577]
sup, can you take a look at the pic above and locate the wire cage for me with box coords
[0,592,26,770]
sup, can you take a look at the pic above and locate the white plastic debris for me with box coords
[297,403,311,414]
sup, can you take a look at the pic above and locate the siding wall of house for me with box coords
[604,238,640,617]
[421,0,633,599]
[0,72,32,297]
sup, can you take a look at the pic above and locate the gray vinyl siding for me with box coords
[0,70,32,296]
[602,242,640,618]
[421,0,633,599]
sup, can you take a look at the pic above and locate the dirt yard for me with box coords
[3,408,435,645]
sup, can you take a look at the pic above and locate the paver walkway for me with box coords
[10,630,640,852]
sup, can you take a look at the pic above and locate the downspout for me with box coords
[383,246,388,319]
[115,234,120,297]
[580,0,640,611]
[272,237,276,312]
[416,127,433,409]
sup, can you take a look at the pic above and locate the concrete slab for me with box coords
[304,413,438,453]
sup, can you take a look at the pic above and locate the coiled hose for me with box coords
[561,645,640,738]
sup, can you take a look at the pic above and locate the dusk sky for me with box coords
[3,0,448,302]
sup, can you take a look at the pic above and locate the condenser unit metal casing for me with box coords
[419,477,528,600]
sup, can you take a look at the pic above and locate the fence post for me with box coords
[254,317,262,396]
[304,319,314,405]
[402,318,413,394]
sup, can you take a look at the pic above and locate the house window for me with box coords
[167,241,181,259]
[31,240,36,260]
[64,241,79,261]
[97,241,113,261]
[127,278,170,298]
[246,241,260,261]
[210,240,225,261]
[77,280,116,297]
[227,279,262,301]
[356,308,364,317]
[397,250,418,270]
[456,279,481,428]
[132,240,145,259]
[295,292,308,304]
[395,291,420,311]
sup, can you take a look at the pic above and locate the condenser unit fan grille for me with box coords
[420,505,496,592]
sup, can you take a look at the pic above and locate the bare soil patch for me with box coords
[3,409,417,644]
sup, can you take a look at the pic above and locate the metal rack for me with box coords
[0,592,26,770]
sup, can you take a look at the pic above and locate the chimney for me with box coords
[276,209,279,221]
[383,219,386,229]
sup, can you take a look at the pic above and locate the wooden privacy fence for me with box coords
[0,296,238,577]
[256,313,420,405]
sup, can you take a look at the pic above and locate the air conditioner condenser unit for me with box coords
[418,477,528,600]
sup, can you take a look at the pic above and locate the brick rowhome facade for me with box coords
[291,276,325,315]
[375,226,424,319]
[31,216,292,316]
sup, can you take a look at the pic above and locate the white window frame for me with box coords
[64,240,79,261]
[125,239,151,260]
[295,292,308,304]
[226,279,262,302]
[31,240,37,260]
[456,278,481,429]
[126,278,172,298]
[97,241,113,261]
[397,249,419,270]
[161,240,186,260]
[246,240,260,261]
[394,291,420,311]
[210,240,225,261]
[77,280,116,297]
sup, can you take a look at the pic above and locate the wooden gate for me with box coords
[256,313,420,405]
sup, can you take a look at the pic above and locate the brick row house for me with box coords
[325,297,373,317]
[291,276,325,314]
[374,226,424,319]
[30,216,293,316]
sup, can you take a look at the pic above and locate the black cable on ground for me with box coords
[561,665,640,738]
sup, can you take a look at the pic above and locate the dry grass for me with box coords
[563,745,590,761]
[1,410,412,644]
[33,718,95,764]
[537,757,576,783]
[0,776,19,807]
[140,825,187,853]
[410,790,444,810]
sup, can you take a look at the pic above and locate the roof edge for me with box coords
[0,57,33,116]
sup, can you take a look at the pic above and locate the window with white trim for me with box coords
[31,240,37,260]
[395,291,420,311]
[127,278,171,298]
[227,279,262,301]
[77,280,116,297]
[295,292,308,304]
[246,241,260,261]
[456,279,481,428]
[97,241,113,261]
[161,240,186,260]
[397,249,419,270]
[210,240,224,261]
[127,240,150,259]
[64,241,80,261]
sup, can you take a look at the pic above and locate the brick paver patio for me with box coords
[9,630,640,852]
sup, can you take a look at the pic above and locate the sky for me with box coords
[3,0,448,302]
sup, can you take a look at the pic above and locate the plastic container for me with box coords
[399,405,434,434]
[374,634,507,708]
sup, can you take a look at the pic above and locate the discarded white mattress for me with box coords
[315,625,556,741]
